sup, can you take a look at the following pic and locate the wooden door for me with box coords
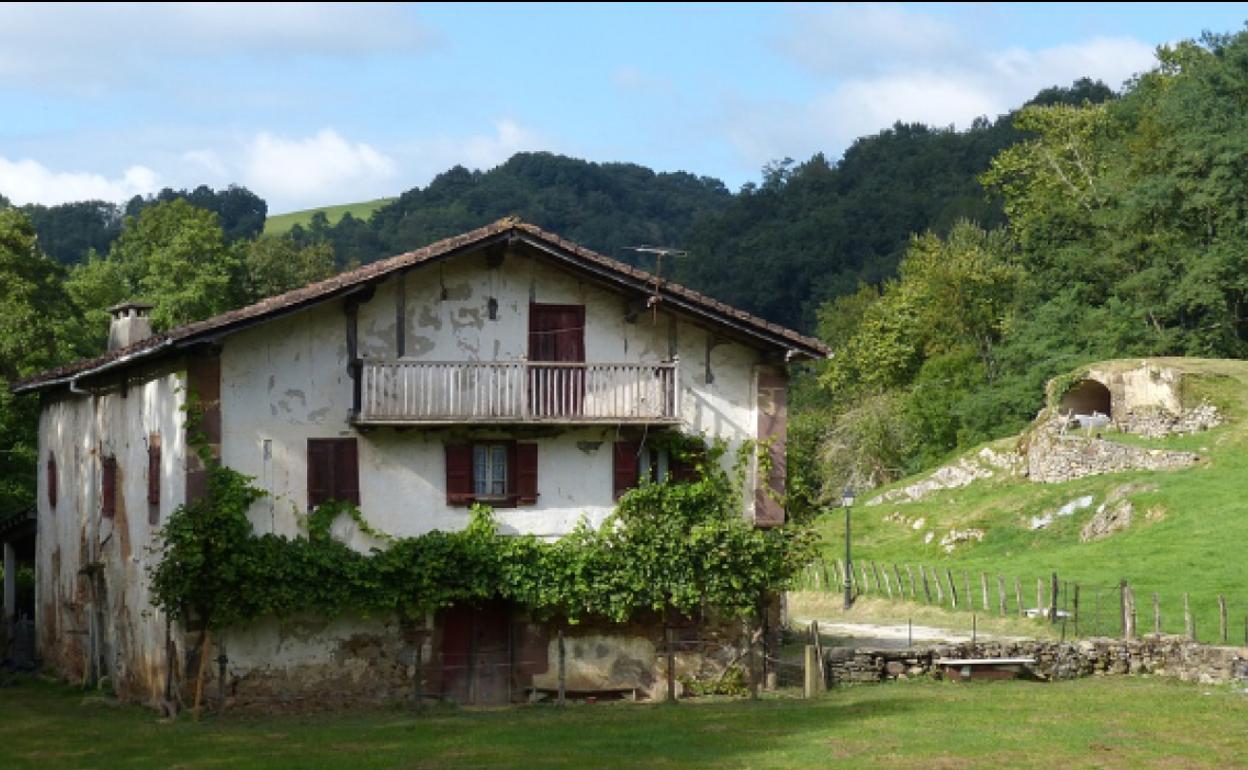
[439,601,513,705]
[528,304,585,417]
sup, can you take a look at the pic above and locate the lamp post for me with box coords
[842,485,856,610]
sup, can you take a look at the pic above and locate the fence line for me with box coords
[794,556,1247,644]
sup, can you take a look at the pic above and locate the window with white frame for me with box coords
[473,444,509,497]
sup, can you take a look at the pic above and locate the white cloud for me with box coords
[243,129,398,210]
[729,8,1159,170]
[0,158,159,206]
[397,119,544,179]
[776,4,964,77]
[0,3,433,87]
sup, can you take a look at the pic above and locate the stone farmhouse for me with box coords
[11,219,828,706]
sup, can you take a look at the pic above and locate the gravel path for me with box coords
[790,616,1032,649]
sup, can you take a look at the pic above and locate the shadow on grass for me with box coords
[1,674,926,770]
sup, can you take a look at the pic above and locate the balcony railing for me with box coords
[356,360,680,424]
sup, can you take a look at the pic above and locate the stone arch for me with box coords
[1060,379,1112,418]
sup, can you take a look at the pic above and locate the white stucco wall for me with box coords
[36,367,186,702]
[219,247,764,545]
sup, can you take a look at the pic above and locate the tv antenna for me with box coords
[625,246,688,322]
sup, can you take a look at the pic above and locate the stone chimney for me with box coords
[107,302,155,351]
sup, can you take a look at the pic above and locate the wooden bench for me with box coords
[935,657,1036,682]
[525,686,639,702]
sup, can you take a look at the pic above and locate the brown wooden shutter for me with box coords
[47,454,57,509]
[754,369,788,527]
[445,443,473,505]
[147,435,162,506]
[101,456,117,519]
[612,441,640,500]
[307,439,333,510]
[515,443,539,504]
[334,438,360,505]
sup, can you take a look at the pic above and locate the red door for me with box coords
[528,304,585,417]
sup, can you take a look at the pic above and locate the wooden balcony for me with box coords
[356,360,680,425]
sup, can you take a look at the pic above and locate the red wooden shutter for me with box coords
[515,443,539,504]
[307,439,333,510]
[148,436,162,506]
[47,454,57,509]
[101,456,117,519]
[612,441,641,500]
[334,438,360,505]
[445,444,473,505]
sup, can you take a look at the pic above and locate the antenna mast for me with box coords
[625,245,688,322]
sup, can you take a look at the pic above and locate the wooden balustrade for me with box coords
[356,359,679,424]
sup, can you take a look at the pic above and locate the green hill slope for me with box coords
[263,198,395,237]
[813,358,1248,642]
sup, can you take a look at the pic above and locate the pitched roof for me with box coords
[14,219,829,393]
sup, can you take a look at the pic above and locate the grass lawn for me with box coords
[814,358,1248,642]
[263,198,395,236]
[3,675,1247,769]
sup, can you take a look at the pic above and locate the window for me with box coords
[474,444,509,497]
[612,440,705,500]
[101,456,117,519]
[148,435,162,508]
[47,454,57,509]
[446,442,538,506]
[307,438,360,510]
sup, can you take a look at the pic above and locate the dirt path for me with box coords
[789,616,1032,649]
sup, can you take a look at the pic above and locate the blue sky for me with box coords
[1,3,1246,213]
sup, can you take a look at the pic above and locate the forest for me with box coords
[3,29,1248,523]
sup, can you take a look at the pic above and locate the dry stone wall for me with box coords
[1025,427,1199,484]
[823,636,1248,687]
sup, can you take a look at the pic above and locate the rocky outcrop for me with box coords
[867,447,1021,505]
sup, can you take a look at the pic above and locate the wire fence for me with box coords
[794,556,1248,646]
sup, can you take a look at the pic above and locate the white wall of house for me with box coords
[35,367,186,702]
[218,246,763,546]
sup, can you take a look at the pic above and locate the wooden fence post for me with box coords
[1219,595,1228,644]
[836,560,846,591]
[1128,581,1138,636]
[665,625,677,703]
[945,569,959,609]
[803,645,819,699]
[1072,583,1080,637]
[1153,593,1160,635]
[810,621,825,685]
[894,564,906,601]
[1037,578,1044,617]
[921,566,933,604]
[882,568,893,599]
[1014,577,1024,618]
[905,564,917,600]
[1184,593,1195,641]
[860,564,871,595]
[1049,573,1059,623]
[558,629,567,706]
[981,573,990,613]
[997,575,1006,616]
[871,562,883,593]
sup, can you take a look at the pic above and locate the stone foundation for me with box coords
[824,636,1248,687]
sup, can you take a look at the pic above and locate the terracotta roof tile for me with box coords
[14,219,828,392]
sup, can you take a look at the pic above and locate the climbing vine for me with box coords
[149,429,815,632]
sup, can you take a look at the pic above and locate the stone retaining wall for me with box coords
[1025,428,1200,483]
[824,635,1248,687]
